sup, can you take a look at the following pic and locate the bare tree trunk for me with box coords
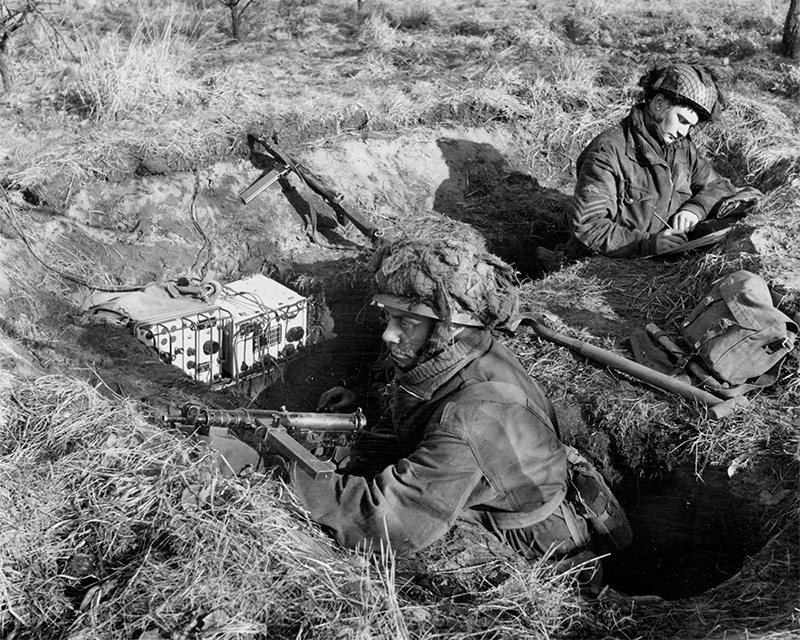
[0,34,13,92]
[217,0,254,41]
[229,3,240,40]
[783,0,800,58]
[2,1,48,92]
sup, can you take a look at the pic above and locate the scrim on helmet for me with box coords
[369,235,520,333]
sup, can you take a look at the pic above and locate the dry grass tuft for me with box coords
[0,373,591,639]
[62,8,207,122]
[502,250,798,474]
[713,95,800,188]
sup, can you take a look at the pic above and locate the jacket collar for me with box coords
[395,329,491,401]
[625,103,689,166]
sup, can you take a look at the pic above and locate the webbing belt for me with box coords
[484,485,567,529]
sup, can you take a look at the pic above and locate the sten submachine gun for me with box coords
[239,136,382,244]
[163,404,366,481]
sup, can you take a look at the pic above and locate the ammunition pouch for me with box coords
[564,446,633,554]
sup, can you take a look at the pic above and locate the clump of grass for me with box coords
[372,86,437,127]
[772,63,800,98]
[509,20,569,55]
[0,373,595,639]
[505,248,798,473]
[277,0,323,38]
[449,18,494,38]
[62,8,208,122]
[560,0,615,46]
[541,53,611,114]
[442,85,533,123]
[701,92,800,194]
[385,3,435,31]
[358,9,405,52]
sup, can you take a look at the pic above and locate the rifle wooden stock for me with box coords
[291,163,381,240]
[529,319,749,420]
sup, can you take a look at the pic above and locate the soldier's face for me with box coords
[381,308,436,368]
[651,96,699,145]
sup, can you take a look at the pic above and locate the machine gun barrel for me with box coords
[163,404,366,481]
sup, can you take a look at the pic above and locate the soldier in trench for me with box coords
[541,62,762,264]
[289,235,631,585]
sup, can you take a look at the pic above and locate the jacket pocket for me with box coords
[622,181,658,206]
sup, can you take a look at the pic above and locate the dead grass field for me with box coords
[1,0,799,638]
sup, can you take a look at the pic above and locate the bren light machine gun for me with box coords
[163,404,366,481]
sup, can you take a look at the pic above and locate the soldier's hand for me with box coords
[316,386,357,412]
[670,210,699,233]
[654,229,688,254]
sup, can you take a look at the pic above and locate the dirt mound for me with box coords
[0,125,568,406]
[1,122,798,638]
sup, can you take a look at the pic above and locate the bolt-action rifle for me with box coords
[163,404,366,481]
[239,135,382,244]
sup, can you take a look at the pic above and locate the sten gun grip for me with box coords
[259,422,336,481]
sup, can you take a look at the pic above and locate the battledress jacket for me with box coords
[571,103,737,257]
[291,331,569,557]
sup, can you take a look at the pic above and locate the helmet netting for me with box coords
[369,235,520,340]
[640,63,720,121]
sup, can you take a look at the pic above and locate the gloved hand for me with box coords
[316,386,357,412]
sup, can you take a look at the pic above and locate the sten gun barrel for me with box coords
[163,404,366,481]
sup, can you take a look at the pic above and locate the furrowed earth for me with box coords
[1,1,799,639]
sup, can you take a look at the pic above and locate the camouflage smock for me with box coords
[570,103,737,257]
[291,330,571,557]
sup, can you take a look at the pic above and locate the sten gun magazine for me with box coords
[163,404,366,481]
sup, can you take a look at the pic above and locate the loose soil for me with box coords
[1,123,797,636]
[2,2,799,637]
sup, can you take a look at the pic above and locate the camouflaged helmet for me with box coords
[369,234,520,334]
[642,63,720,121]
